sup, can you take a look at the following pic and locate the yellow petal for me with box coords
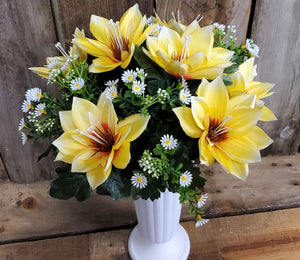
[75,38,108,57]
[71,151,102,172]
[89,15,109,43]
[135,23,157,46]
[208,144,232,173]
[228,72,245,95]
[259,105,277,121]
[72,97,100,130]
[199,133,215,166]
[114,125,131,150]
[227,108,262,137]
[173,107,202,138]
[113,140,131,169]
[59,111,75,131]
[246,126,273,149]
[120,44,135,69]
[217,136,261,163]
[86,165,112,190]
[231,161,248,180]
[228,93,256,110]
[119,4,142,38]
[191,97,210,130]
[118,114,150,142]
[202,77,228,121]
[54,151,73,164]
[28,67,50,78]
[188,25,214,56]
[188,66,224,80]
[195,78,210,97]
[165,60,189,77]
[183,51,207,70]
[238,57,256,84]
[91,57,121,72]
[207,47,234,68]
[246,81,275,99]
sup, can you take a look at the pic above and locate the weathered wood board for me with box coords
[0,0,58,183]
[251,0,300,155]
[156,0,252,43]
[1,207,299,259]
[51,0,155,46]
[0,155,299,244]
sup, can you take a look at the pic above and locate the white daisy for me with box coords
[105,79,119,88]
[132,80,146,95]
[105,86,118,100]
[121,69,137,83]
[160,134,178,150]
[47,60,59,69]
[21,132,27,145]
[70,78,85,91]
[34,103,46,117]
[60,60,70,71]
[150,25,162,37]
[22,100,32,113]
[131,173,147,189]
[195,215,209,228]
[179,171,193,187]
[31,88,42,102]
[197,193,208,208]
[25,88,35,101]
[213,22,226,32]
[246,39,259,57]
[18,118,25,132]
[179,88,191,105]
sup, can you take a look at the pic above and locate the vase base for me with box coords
[128,224,190,260]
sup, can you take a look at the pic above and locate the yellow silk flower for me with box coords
[228,57,276,121]
[52,93,150,189]
[144,21,234,80]
[173,77,273,179]
[29,28,87,78]
[75,4,155,73]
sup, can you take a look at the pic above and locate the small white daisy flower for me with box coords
[146,17,154,26]
[179,171,193,187]
[34,103,46,117]
[25,88,35,101]
[22,100,32,113]
[31,88,42,102]
[21,132,27,145]
[105,79,119,88]
[150,25,162,37]
[60,60,70,71]
[18,118,25,132]
[132,80,146,95]
[160,134,178,150]
[213,22,226,32]
[105,86,118,100]
[197,193,208,208]
[70,78,85,91]
[131,173,147,189]
[179,88,191,105]
[246,39,259,57]
[47,60,59,69]
[195,215,209,228]
[121,69,137,83]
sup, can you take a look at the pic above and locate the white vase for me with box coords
[128,189,190,260]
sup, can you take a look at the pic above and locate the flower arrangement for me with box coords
[18,4,275,226]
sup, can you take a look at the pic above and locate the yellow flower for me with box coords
[144,21,234,80]
[75,4,156,73]
[52,93,150,189]
[173,77,273,179]
[229,57,276,121]
[29,28,87,78]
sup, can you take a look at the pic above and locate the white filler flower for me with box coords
[246,39,259,57]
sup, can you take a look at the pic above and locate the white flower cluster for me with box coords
[157,88,168,103]
[213,22,226,33]
[246,39,259,57]
[138,150,154,175]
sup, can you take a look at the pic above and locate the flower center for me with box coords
[172,35,192,61]
[207,116,232,145]
[134,86,140,91]
[165,140,171,146]
[182,175,188,181]
[77,124,115,153]
[107,20,129,61]
[137,177,142,183]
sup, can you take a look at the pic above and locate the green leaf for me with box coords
[222,75,232,86]
[96,168,131,200]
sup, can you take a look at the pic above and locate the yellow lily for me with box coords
[144,21,234,80]
[75,4,156,73]
[52,93,150,189]
[228,57,276,121]
[173,77,273,179]
[29,28,87,79]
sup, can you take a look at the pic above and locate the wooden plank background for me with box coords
[0,0,299,183]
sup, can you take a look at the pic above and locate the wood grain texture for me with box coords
[0,0,59,183]
[156,0,252,43]
[1,207,300,259]
[251,0,300,155]
[0,155,299,244]
[52,0,155,46]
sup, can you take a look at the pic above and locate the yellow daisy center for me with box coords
[182,175,188,181]
[27,104,31,109]
[37,93,41,97]
[134,86,140,91]
[137,177,142,183]
[39,109,44,113]
[76,83,80,88]
[154,30,159,36]
[165,140,171,146]
[181,94,186,100]
[128,75,133,81]
[111,92,116,97]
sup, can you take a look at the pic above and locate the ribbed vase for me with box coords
[128,189,190,260]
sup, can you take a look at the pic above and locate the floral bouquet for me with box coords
[19,4,275,227]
